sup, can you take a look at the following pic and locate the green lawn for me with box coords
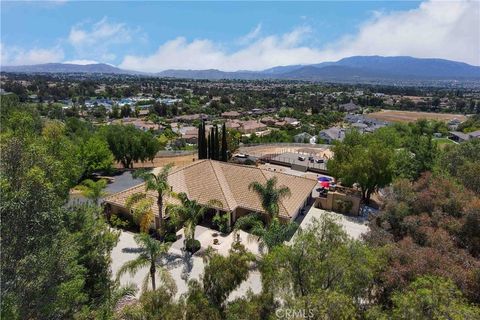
[433,137,456,149]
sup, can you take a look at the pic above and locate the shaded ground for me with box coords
[368,110,466,123]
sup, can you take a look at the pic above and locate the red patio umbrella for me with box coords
[320,181,330,188]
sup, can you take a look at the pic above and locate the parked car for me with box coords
[298,156,306,161]
[315,159,324,163]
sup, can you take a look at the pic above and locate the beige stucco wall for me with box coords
[314,192,361,216]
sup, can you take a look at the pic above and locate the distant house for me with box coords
[221,111,241,118]
[448,131,480,142]
[260,116,276,125]
[339,101,360,113]
[294,132,314,143]
[174,114,208,122]
[225,120,241,130]
[344,114,388,133]
[239,120,267,134]
[448,118,463,131]
[318,127,345,144]
[283,117,300,127]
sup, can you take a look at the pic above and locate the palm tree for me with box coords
[125,193,154,233]
[134,163,174,234]
[116,233,174,292]
[167,193,211,247]
[248,176,291,224]
[77,178,108,204]
[234,214,297,253]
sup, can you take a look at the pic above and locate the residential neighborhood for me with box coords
[2,1,480,319]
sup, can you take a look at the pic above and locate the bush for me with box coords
[335,199,353,214]
[110,213,130,229]
[212,212,230,234]
[185,239,201,253]
[164,233,178,243]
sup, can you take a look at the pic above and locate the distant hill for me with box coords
[1,63,132,74]
[2,56,479,82]
[156,69,260,80]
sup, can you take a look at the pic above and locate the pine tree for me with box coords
[221,123,228,162]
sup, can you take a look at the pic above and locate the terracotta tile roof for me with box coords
[104,160,317,219]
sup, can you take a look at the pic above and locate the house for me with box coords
[448,118,463,131]
[294,132,313,143]
[469,130,480,139]
[260,116,276,125]
[238,120,267,134]
[449,131,470,142]
[318,127,345,144]
[174,114,208,122]
[449,130,480,142]
[221,111,242,118]
[225,120,241,130]
[339,101,360,113]
[115,118,162,132]
[283,117,300,127]
[103,160,317,227]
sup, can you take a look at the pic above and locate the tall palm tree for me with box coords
[134,163,174,234]
[116,233,174,292]
[125,193,154,233]
[77,178,108,204]
[167,193,211,246]
[248,176,291,224]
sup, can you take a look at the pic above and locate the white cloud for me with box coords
[119,0,479,72]
[237,23,262,45]
[0,43,64,66]
[328,0,480,65]
[119,26,323,72]
[68,17,137,62]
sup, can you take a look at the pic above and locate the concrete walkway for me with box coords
[293,206,369,241]
[111,226,262,299]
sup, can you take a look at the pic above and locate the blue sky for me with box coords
[1,1,478,70]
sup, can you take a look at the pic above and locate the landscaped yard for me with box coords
[111,226,262,298]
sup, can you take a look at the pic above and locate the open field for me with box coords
[368,109,467,123]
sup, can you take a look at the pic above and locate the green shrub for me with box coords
[164,233,178,243]
[212,212,230,234]
[185,239,201,253]
[110,213,130,229]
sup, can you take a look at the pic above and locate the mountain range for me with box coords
[2,56,479,82]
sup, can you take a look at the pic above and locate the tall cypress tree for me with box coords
[198,121,205,159]
[208,128,213,160]
[221,123,228,162]
[214,125,219,160]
